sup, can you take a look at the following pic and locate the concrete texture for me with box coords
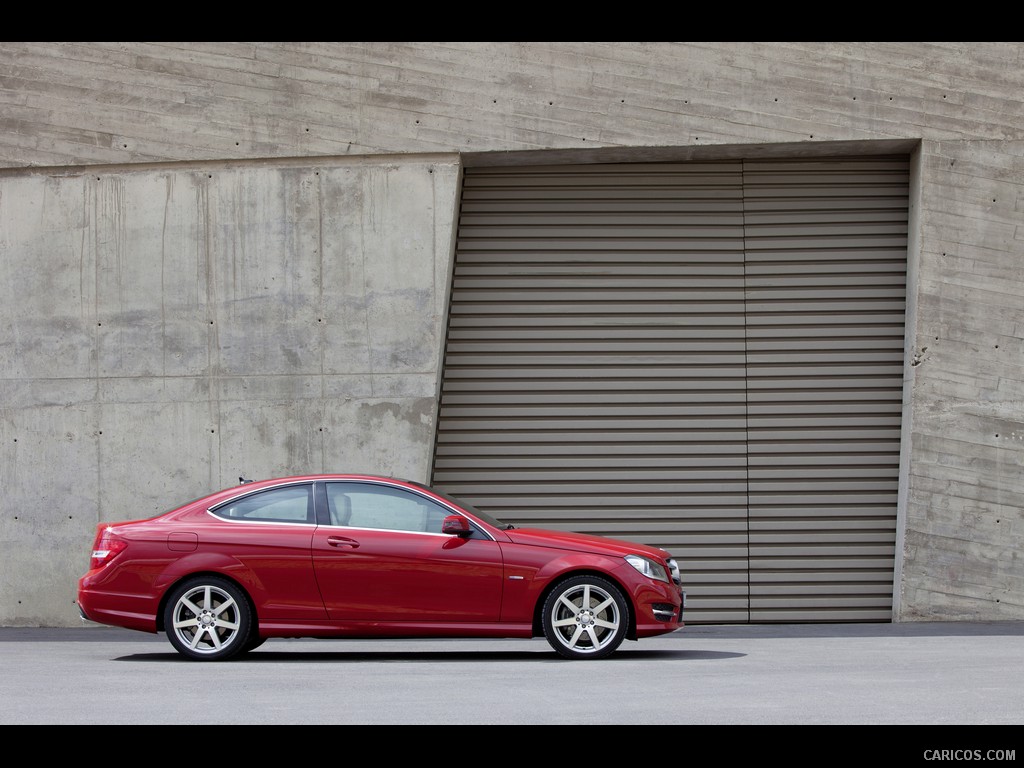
[0,43,1022,626]
[0,156,461,623]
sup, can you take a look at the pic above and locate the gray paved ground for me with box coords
[1,622,1022,743]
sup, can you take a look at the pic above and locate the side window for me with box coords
[326,482,451,534]
[212,485,313,524]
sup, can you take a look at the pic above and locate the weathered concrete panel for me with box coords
[319,163,450,374]
[0,406,99,625]
[0,155,460,625]
[4,43,1024,166]
[903,142,1024,621]
[0,175,96,379]
[323,397,437,480]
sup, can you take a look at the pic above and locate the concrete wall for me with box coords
[1,42,1022,625]
[0,156,461,624]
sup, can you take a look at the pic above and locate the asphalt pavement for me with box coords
[2,621,1022,746]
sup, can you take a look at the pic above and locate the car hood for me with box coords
[503,527,670,560]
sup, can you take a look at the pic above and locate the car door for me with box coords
[311,481,504,623]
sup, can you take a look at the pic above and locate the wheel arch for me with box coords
[531,568,637,641]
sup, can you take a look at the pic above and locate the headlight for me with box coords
[667,557,681,586]
[625,554,670,583]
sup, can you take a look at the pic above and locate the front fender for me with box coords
[532,552,625,585]
[499,549,628,625]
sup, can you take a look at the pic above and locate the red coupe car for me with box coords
[77,474,685,660]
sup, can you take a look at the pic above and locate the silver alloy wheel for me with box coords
[542,576,628,659]
[167,580,247,659]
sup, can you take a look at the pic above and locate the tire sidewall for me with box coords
[162,575,253,661]
[541,574,630,660]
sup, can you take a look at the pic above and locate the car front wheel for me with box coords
[541,575,629,660]
[163,576,253,661]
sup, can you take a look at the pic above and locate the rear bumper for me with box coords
[76,580,159,634]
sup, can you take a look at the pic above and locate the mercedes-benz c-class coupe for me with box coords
[78,474,685,661]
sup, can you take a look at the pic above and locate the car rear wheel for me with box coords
[163,576,253,661]
[541,575,629,660]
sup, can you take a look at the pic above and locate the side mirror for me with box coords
[442,515,472,537]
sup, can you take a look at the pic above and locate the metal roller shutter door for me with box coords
[743,159,907,622]
[432,157,909,623]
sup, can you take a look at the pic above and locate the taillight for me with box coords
[90,526,127,569]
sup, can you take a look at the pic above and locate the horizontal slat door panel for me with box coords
[434,157,909,624]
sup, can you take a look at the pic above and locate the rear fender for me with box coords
[152,553,265,625]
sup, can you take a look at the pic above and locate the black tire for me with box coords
[541,575,629,660]
[163,576,253,661]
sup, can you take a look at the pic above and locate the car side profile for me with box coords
[77,474,685,660]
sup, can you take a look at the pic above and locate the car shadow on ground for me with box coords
[114,648,744,663]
